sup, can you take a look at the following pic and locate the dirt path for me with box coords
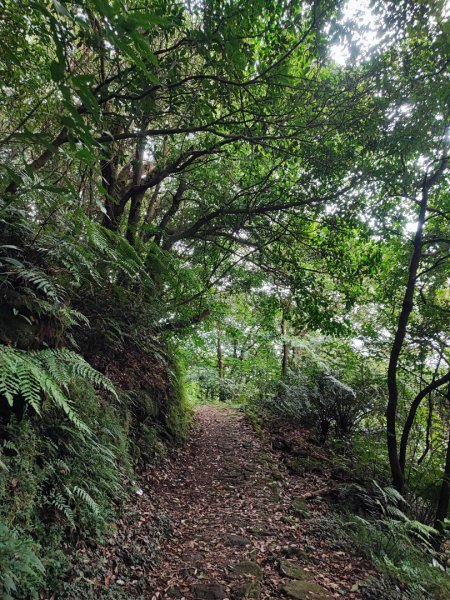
[144,405,370,600]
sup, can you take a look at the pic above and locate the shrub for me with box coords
[0,379,130,596]
[270,369,359,442]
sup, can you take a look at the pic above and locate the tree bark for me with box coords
[434,384,450,531]
[281,317,289,378]
[5,127,69,195]
[386,157,448,492]
[417,393,433,465]
[399,371,450,473]
[126,135,150,244]
[217,321,225,401]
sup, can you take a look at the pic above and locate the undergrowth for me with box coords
[313,481,450,600]
[344,514,450,599]
[0,350,190,598]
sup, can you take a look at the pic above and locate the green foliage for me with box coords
[315,480,449,599]
[0,521,44,600]
[262,335,370,442]
[0,385,126,529]
[0,376,147,596]
[314,500,448,600]
[343,514,449,600]
[0,346,115,430]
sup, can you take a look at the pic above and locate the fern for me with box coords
[0,346,117,431]
[0,521,44,600]
[73,485,100,517]
[1,257,64,303]
[47,491,76,529]
[404,520,437,549]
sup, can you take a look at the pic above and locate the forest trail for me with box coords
[146,406,369,599]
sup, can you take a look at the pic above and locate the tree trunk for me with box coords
[399,371,450,473]
[217,321,225,401]
[399,368,449,473]
[417,394,433,466]
[142,183,162,242]
[387,193,427,491]
[386,158,447,492]
[434,384,450,531]
[126,189,146,243]
[5,127,69,196]
[281,318,289,378]
[126,136,149,244]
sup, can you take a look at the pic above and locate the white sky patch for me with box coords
[444,126,450,144]
[404,222,418,233]
[350,338,364,350]
[445,0,450,18]
[330,0,381,66]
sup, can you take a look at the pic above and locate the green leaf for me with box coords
[127,12,170,29]
[50,60,65,82]
[53,0,70,18]
[91,0,115,20]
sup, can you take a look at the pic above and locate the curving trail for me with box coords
[145,405,369,599]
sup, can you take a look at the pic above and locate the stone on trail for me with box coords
[286,457,323,476]
[291,498,310,517]
[227,533,252,547]
[190,582,227,599]
[279,559,312,581]
[281,545,308,559]
[230,560,263,579]
[167,586,183,598]
[181,550,204,564]
[282,580,332,599]
[248,525,273,537]
[285,458,305,475]
[281,514,297,525]
[270,468,283,480]
[268,480,282,501]
[232,581,261,599]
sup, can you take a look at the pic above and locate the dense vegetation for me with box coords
[0,0,449,597]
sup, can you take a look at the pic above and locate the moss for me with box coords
[244,407,265,438]
[279,560,311,580]
[164,359,193,444]
[0,379,135,597]
[291,499,310,518]
[282,579,332,599]
[137,423,167,462]
[230,560,263,579]
[138,391,160,418]
[286,457,323,477]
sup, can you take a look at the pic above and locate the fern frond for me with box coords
[73,485,100,516]
[386,505,408,521]
[2,259,64,302]
[405,520,437,548]
[0,346,116,432]
[384,485,406,506]
[48,491,76,529]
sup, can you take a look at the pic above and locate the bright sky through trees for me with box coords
[330,0,381,65]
